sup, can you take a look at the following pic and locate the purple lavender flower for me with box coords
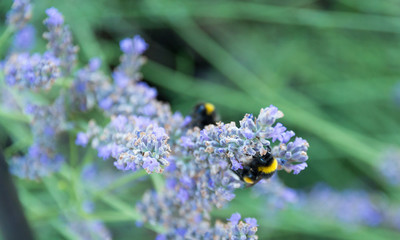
[43,7,78,75]
[76,132,89,146]
[272,137,309,174]
[227,213,241,225]
[10,97,66,179]
[301,184,383,227]
[215,213,258,240]
[3,52,60,90]
[44,7,64,26]
[113,124,170,173]
[133,35,149,54]
[112,35,147,86]
[245,218,258,228]
[155,235,167,240]
[69,58,109,111]
[12,24,35,52]
[6,0,32,30]
[98,97,111,109]
[85,116,170,173]
[10,144,64,180]
[120,38,133,53]
[89,58,101,71]
[120,35,148,54]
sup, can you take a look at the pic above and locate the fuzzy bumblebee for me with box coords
[232,148,278,186]
[189,102,218,129]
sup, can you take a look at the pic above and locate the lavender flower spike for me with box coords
[3,52,60,90]
[6,0,32,30]
[113,35,148,86]
[114,124,170,173]
[43,7,78,75]
[84,116,171,173]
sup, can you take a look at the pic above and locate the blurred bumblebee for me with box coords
[189,102,218,128]
[232,147,278,186]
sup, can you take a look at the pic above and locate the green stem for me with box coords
[150,173,165,194]
[138,1,400,34]
[98,194,165,233]
[0,26,13,57]
[93,170,147,199]
[18,183,77,240]
[42,177,69,214]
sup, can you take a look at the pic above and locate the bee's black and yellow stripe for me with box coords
[258,157,277,178]
[243,176,255,184]
[233,151,277,186]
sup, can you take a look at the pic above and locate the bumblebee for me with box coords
[189,102,218,128]
[232,148,278,186]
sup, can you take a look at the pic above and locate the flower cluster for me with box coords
[69,58,107,112]
[6,0,32,30]
[89,36,171,124]
[135,105,308,237]
[2,4,79,91]
[81,116,171,174]
[76,36,189,174]
[3,4,76,178]
[219,213,258,240]
[10,97,66,179]
[3,52,60,90]
[180,107,309,174]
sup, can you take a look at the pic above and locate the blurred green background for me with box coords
[1,0,400,239]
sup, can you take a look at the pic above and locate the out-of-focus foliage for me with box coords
[1,0,400,239]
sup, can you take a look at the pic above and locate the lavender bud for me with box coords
[76,132,89,146]
[44,7,64,26]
